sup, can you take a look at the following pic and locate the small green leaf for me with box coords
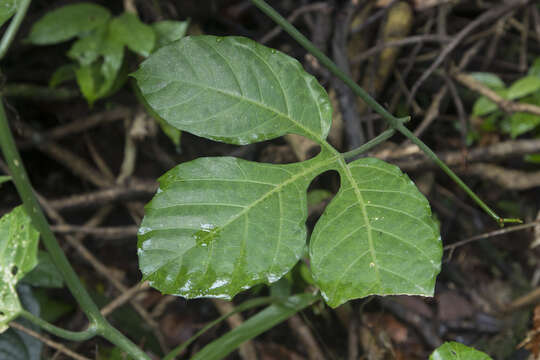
[152,20,189,49]
[0,207,39,333]
[27,3,111,45]
[430,342,492,360]
[109,13,155,57]
[133,36,332,145]
[472,97,498,117]
[191,294,317,360]
[524,153,540,163]
[0,285,42,360]
[22,251,63,288]
[70,28,124,105]
[49,64,77,88]
[507,75,540,100]
[527,57,540,77]
[310,158,441,307]
[509,112,540,138]
[138,157,318,299]
[469,72,505,89]
[0,0,19,28]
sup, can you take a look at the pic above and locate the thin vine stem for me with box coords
[342,128,395,161]
[249,0,521,225]
[19,310,97,342]
[0,3,150,359]
[0,0,31,60]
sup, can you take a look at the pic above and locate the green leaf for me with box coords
[469,72,505,89]
[509,112,540,138]
[69,26,124,105]
[0,207,39,333]
[524,153,540,163]
[0,285,42,360]
[0,176,11,186]
[430,342,492,360]
[472,97,498,117]
[152,20,189,49]
[138,156,318,299]
[22,251,63,288]
[191,294,317,360]
[132,36,332,145]
[527,57,540,77]
[507,75,540,100]
[109,13,155,57]
[27,3,111,45]
[310,158,441,307]
[49,64,77,88]
[135,35,441,306]
[0,0,19,28]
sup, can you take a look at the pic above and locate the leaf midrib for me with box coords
[146,153,338,283]
[143,74,327,145]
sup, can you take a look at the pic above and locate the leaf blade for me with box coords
[27,3,111,45]
[310,158,441,307]
[430,342,492,360]
[138,156,330,299]
[0,207,40,333]
[132,35,332,145]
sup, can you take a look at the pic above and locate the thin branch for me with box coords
[9,322,92,360]
[444,220,540,251]
[453,71,540,116]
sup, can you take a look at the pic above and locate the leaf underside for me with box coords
[0,207,39,333]
[135,35,442,306]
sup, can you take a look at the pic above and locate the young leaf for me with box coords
[138,156,324,298]
[528,57,540,77]
[0,206,39,333]
[152,20,189,49]
[0,0,19,28]
[132,36,332,145]
[109,13,155,57]
[469,72,505,89]
[135,35,441,305]
[27,3,111,45]
[49,64,77,88]
[69,25,124,105]
[430,342,492,360]
[507,75,540,100]
[310,158,440,307]
[509,112,540,138]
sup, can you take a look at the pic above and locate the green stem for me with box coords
[0,6,150,356]
[19,310,97,342]
[249,0,520,225]
[0,0,31,60]
[163,297,276,360]
[342,128,395,161]
[0,99,150,359]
